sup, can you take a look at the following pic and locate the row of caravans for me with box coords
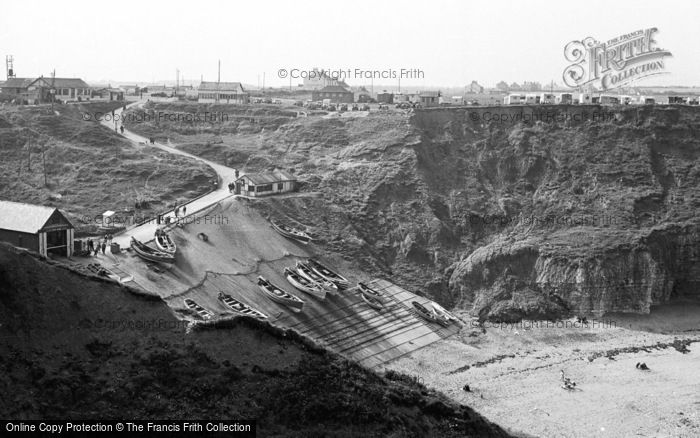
[505,93,700,106]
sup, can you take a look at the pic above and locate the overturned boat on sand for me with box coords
[218,293,267,319]
[130,237,175,264]
[284,267,326,300]
[257,276,305,313]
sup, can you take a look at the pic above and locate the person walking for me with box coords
[101,241,106,255]
[93,242,100,256]
[120,125,124,134]
[182,205,186,216]
[174,206,180,218]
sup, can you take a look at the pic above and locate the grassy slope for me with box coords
[0,244,513,438]
[0,102,216,234]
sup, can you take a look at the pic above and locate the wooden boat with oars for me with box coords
[412,301,450,327]
[155,228,176,253]
[257,276,305,312]
[184,298,213,320]
[284,267,326,300]
[295,261,338,294]
[358,282,385,303]
[271,219,311,244]
[217,292,267,319]
[360,290,384,310]
[130,237,175,263]
[307,258,350,289]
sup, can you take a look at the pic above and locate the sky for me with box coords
[1,0,698,88]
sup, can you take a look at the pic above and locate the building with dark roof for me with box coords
[311,85,354,103]
[198,81,249,104]
[411,91,440,107]
[0,200,75,257]
[0,77,91,104]
[234,170,296,197]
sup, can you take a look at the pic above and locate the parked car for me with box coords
[328,105,337,111]
[339,104,348,112]
[351,104,359,111]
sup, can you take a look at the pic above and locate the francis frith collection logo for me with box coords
[562,28,672,90]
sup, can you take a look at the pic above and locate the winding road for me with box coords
[99,101,239,248]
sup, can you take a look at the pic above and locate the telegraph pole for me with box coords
[216,60,221,103]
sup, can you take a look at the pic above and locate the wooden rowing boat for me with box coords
[284,267,326,300]
[295,262,338,294]
[271,219,311,244]
[412,301,450,327]
[431,302,460,327]
[184,298,213,320]
[358,282,385,303]
[155,229,176,253]
[130,237,175,263]
[217,293,267,319]
[360,290,383,310]
[307,259,350,289]
[257,276,305,312]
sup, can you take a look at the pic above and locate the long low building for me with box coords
[234,170,296,197]
[198,81,249,104]
[0,200,75,257]
[0,77,91,104]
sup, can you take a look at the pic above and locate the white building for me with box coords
[234,170,296,197]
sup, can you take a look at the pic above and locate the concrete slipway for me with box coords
[79,102,460,367]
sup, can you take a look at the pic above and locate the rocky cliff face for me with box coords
[124,102,700,321]
[416,105,700,320]
[447,224,700,321]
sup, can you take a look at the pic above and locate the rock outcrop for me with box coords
[124,102,700,321]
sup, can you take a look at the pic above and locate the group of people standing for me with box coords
[86,234,112,256]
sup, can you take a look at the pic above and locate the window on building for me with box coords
[257,184,272,192]
[277,183,284,191]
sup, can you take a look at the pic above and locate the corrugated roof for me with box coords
[0,200,69,234]
[199,81,245,92]
[237,170,296,185]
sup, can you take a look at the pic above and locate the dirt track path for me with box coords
[98,101,239,248]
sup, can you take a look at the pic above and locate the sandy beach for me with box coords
[383,303,700,437]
